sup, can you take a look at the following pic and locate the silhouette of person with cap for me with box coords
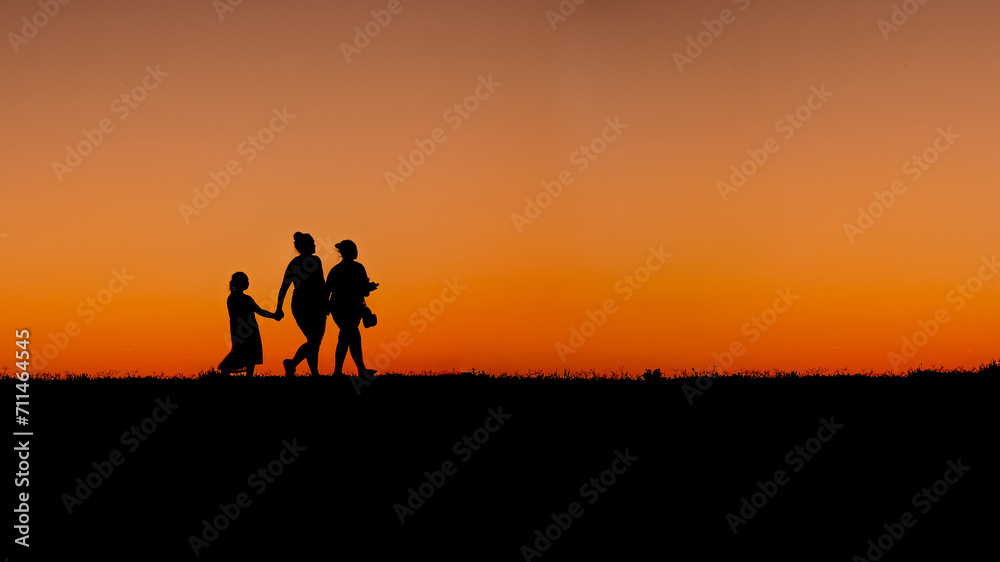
[327,239,378,378]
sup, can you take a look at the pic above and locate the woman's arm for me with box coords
[359,264,378,296]
[275,262,294,315]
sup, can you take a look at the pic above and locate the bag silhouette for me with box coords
[362,300,377,328]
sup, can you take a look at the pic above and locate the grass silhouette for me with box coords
[7,359,998,381]
[16,359,997,560]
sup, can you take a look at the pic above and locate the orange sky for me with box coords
[3,0,999,376]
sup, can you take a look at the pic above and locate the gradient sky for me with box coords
[3,0,999,376]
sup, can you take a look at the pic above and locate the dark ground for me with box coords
[9,371,998,561]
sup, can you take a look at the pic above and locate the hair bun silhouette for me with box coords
[293,232,315,254]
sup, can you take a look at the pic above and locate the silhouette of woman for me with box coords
[275,232,328,377]
[219,272,279,377]
[327,239,379,377]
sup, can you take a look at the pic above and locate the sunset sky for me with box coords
[3,0,999,377]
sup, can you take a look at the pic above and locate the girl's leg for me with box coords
[304,320,325,376]
[304,339,320,376]
[289,314,324,376]
[334,328,349,375]
[286,310,308,372]
[246,364,255,377]
[346,326,366,375]
[290,343,310,367]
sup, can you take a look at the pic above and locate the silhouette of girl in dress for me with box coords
[219,272,280,377]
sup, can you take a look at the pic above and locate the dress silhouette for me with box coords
[219,272,279,377]
[327,239,378,377]
[276,232,328,377]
